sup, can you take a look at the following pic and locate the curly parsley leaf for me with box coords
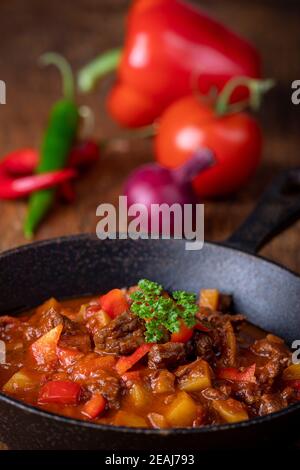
[130,279,198,342]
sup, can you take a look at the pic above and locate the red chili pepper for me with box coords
[68,140,100,169]
[116,343,153,375]
[0,139,99,201]
[217,364,256,383]
[38,380,82,405]
[0,148,39,176]
[58,181,77,203]
[0,168,77,200]
[79,0,261,128]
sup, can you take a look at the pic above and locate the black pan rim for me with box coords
[0,232,298,279]
[0,232,299,436]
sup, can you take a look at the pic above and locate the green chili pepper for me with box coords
[24,53,79,239]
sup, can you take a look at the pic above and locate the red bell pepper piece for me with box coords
[116,343,153,375]
[217,364,256,383]
[194,322,210,333]
[171,319,210,343]
[81,0,261,128]
[0,168,77,200]
[38,380,81,405]
[171,320,193,343]
[57,346,84,368]
[82,393,106,419]
[99,289,129,318]
[286,379,300,391]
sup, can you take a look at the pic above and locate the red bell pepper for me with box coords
[99,289,129,319]
[217,364,256,383]
[116,343,153,375]
[79,0,261,128]
[38,380,81,405]
[82,393,106,419]
[171,320,193,343]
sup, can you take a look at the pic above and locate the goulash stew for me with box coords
[0,280,299,428]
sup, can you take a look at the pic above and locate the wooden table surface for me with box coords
[0,1,300,450]
[0,0,300,272]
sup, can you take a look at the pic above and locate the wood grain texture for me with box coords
[0,0,299,276]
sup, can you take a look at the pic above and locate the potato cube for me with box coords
[128,383,149,409]
[3,368,40,394]
[199,289,219,310]
[165,391,197,427]
[212,398,249,423]
[114,411,147,427]
[176,359,212,392]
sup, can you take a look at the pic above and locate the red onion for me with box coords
[123,149,214,234]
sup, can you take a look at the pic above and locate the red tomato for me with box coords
[155,96,262,198]
[171,320,193,343]
[38,380,81,405]
[217,364,256,383]
[82,393,106,419]
[116,343,153,375]
[99,289,129,319]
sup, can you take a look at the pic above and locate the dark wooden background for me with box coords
[0,0,299,274]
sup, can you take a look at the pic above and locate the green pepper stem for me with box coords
[40,53,75,101]
[215,76,275,116]
[78,48,122,93]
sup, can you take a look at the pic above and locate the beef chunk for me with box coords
[150,369,175,394]
[70,353,121,409]
[197,311,245,328]
[94,312,145,355]
[24,306,80,342]
[231,381,260,405]
[218,321,237,367]
[85,371,121,409]
[218,294,233,313]
[258,393,287,416]
[148,342,186,369]
[0,316,22,342]
[251,336,290,389]
[250,336,289,358]
[195,333,215,362]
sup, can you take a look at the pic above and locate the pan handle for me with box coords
[225,167,300,254]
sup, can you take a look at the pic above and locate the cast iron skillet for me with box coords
[0,169,300,450]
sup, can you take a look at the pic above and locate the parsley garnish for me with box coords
[130,279,198,342]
